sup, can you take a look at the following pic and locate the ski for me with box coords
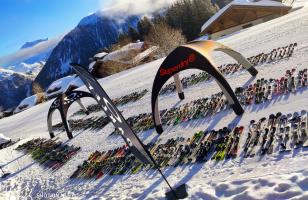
[284,113,293,151]
[301,110,308,147]
[226,126,244,159]
[264,127,276,154]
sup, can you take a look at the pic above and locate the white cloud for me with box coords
[0,35,64,67]
[101,0,177,16]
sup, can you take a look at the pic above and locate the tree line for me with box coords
[111,0,220,57]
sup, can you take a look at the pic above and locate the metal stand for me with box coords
[144,148,188,200]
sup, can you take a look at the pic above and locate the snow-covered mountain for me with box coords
[0,38,59,110]
[35,12,140,89]
[6,62,44,75]
[0,68,34,110]
[0,65,39,111]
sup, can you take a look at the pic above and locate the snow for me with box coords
[6,62,44,75]
[13,95,38,114]
[132,46,158,64]
[0,68,15,80]
[121,41,144,50]
[46,75,84,98]
[93,52,108,60]
[0,68,32,81]
[201,0,291,33]
[0,1,308,199]
[102,42,145,63]
[88,61,96,72]
[0,133,10,145]
[99,41,157,65]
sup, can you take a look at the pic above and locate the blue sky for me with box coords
[0,0,109,57]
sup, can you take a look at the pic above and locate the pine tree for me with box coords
[137,16,153,39]
[166,0,218,41]
[128,27,141,41]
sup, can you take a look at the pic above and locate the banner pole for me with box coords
[141,147,178,198]
[156,164,178,198]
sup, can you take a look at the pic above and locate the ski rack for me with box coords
[151,40,258,134]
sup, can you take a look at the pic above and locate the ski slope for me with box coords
[1,1,308,199]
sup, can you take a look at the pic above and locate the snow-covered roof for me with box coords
[103,50,132,62]
[88,41,155,72]
[132,46,158,64]
[88,61,97,72]
[14,95,38,114]
[121,42,144,51]
[201,0,291,34]
[46,75,84,98]
[93,52,108,60]
[0,133,11,145]
[102,42,145,62]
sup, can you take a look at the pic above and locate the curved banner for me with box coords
[70,63,154,165]
[151,40,258,134]
[47,90,94,139]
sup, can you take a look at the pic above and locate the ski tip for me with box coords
[301,110,307,115]
[1,173,11,179]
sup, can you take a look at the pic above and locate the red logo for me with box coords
[160,53,196,76]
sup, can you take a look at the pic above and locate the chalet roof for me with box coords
[201,0,291,35]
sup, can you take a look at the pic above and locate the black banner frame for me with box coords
[70,63,154,164]
[151,40,258,134]
[47,90,93,139]
[70,63,188,199]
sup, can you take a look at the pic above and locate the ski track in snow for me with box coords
[1,1,308,199]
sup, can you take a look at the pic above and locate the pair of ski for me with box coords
[259,112,282,155]
[246,112,282,157]
[279,110,308,152]
[171,132,208,166]
[212,126,244,161]
[0,166,10,179]
[243,117,267,158]
[0,138,21,150]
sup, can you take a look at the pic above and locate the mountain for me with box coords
[0,62,44,111]
[6,62,44,75]
[20,38,48,49]
[0,68,34,110]
[34,12,140,89]
[0,12,139,110]
[0,38,59,110]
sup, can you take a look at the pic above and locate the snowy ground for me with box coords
[1,1,308,199]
